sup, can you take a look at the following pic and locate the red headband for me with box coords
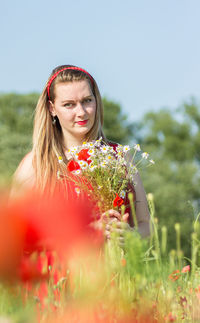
[47,66,94,99]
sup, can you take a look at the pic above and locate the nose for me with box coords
[76,102,86,117]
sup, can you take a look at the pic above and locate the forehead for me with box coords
[54,80,93,101]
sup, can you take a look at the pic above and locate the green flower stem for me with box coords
[174,223,182,269]
[161,226,167,256]
[128,192,138,230]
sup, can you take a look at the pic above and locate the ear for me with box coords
[48,100,56,117]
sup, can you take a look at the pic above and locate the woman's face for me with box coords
[49,80,96,146]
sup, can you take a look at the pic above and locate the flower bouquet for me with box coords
[57,138,154,222]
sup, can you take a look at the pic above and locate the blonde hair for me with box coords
[32,65,106,193]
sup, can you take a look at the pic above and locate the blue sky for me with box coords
[1,0,200,121]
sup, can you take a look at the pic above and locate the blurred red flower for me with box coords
[78,148,90,161]
[0,185,102,282]
[181,265,190,273]
[168,270,180,281]
[113,193,124,208]
[67,160,80,172]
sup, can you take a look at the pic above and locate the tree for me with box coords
[102,97,137,144]
[138,101,200,256]
[0,93,38,183]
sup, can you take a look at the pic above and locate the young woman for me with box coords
[11,65,150,239]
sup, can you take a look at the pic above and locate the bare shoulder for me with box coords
[11,151,36,195]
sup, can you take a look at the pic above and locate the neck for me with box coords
[63,134,86,151]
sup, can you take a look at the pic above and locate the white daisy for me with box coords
[78,160,88,169]
[123,145,130,153]
[75,187,80,195]
[119,190,126,199]
[108,146,115,153]
[100,145,109,153]
[106,154,113,161]
[74,169,81,175]
[88,142,95,148]
[88,148,95,156]
[89,164,97,171]
[94,137,102,147]
[116,145,123,152]
[142,152,149,159]
[70,147,78,153]
[100,161,107,168]
[150,159,155,164]
[134,144,141,152]
[58,156,63,163]
[117,151,123,157]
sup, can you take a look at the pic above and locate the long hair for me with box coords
[32,65,106,193]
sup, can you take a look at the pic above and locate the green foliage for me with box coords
[0,93,38,183]
[139,101,200,256]
[102,97,137,144]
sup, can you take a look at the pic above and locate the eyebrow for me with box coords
[61,95,93,104]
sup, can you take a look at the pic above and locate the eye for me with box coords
[84,98,92,103]
[64,103,74,108]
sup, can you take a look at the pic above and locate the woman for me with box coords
[11,65,150,239]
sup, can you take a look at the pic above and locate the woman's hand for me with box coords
[100,210,133,246]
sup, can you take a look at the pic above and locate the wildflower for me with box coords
[58,156,63,163]
[100,161,107,168]
[88,142,95,148]
[89,164,97,171]
[113,193,124,208]
[119,190,126,199]
[116,145,123,152]
[106,154,113,161]
[149,159,155,164]
[179,296,187,308]
[123,145,130,153]
[94,137,102,147]
[181,265,190,273]
[121,258,126,267]
[168,269,180,281]
[74,170,81,175]
[78,160,88,169]
[75,187,80,195]
[70,147,78,153]
[108,146,115,153]
[78,149,90,161]
[67,160,80,172]
[134,144,141,151]
[117,151,123,157]
[164,312,177,322]
[88,148,95,156]
[142,152,149,159]
[100,145,109,153]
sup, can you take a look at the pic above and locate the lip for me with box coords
[76,120,88,126]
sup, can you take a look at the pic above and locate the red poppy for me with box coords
[181,265,190,273]
[0,185,102,282]
[168,269,180,281]
[67,160,80,172]
[78,149,90,161]
[113,193,124,208]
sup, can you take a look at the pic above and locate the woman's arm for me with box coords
[134,172,150,238]
[10,151,36,198]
